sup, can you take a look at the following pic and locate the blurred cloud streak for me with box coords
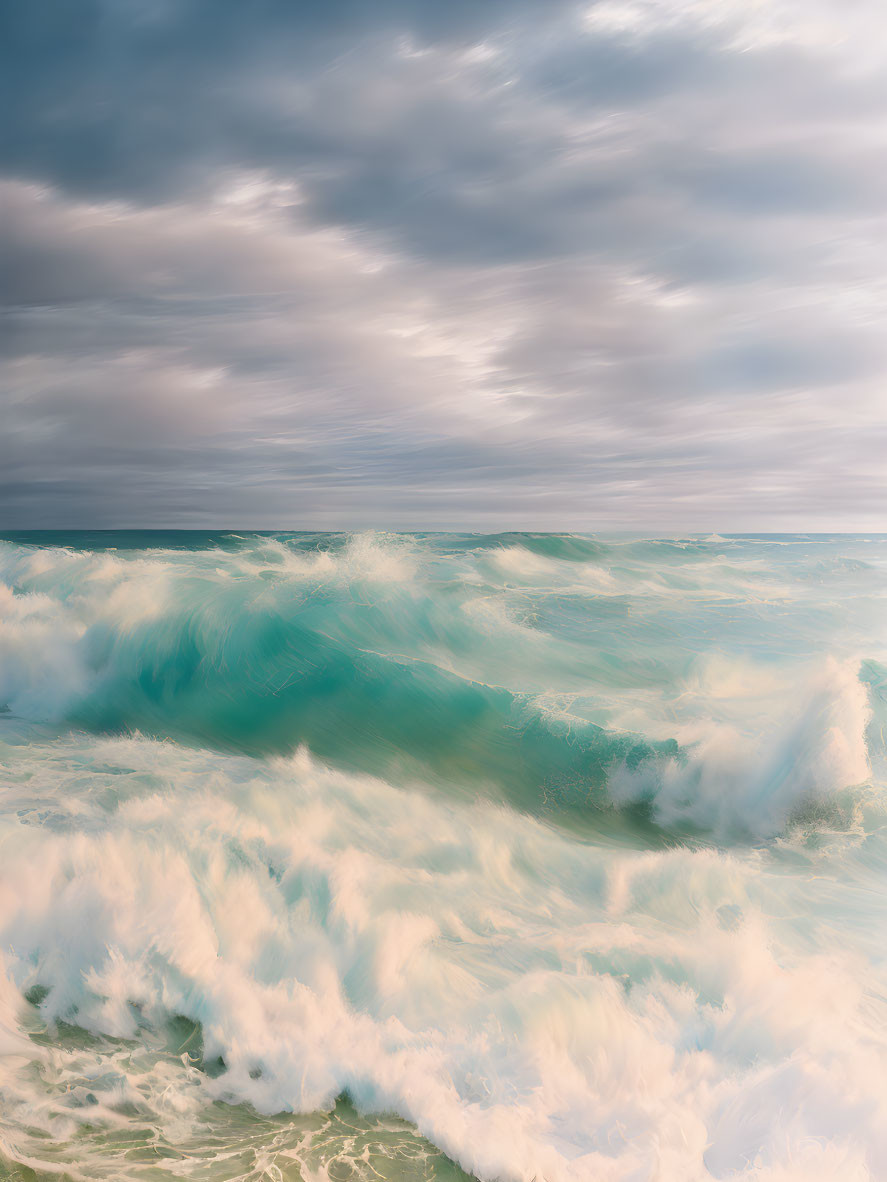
[2,0,886,528]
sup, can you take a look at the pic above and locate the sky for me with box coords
[2,0,886,531]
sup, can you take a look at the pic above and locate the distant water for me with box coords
[1,531,886,1181]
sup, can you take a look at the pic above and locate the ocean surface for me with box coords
[1,531,886,1182]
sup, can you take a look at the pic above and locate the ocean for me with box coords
[0,531,885,1181]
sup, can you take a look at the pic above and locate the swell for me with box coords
[0,551,671,822]
[0,535,879,839]
[459,531,611,562]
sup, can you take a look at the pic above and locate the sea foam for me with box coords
[1,531,887,1180]
[1,731,886,1181]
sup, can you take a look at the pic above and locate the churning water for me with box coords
[1,531,886,1181]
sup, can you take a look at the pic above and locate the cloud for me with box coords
[1,0,886,528]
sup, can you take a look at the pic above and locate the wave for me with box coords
[2,532,887,1181]
[1,731,886,1181]
[0,544,672,823]
[463,532,611,562]
[0,535,880,840]
[609,657,874,837]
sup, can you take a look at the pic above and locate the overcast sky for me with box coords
[2,0,886,530]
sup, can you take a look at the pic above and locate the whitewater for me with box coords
[1,531,886,1182]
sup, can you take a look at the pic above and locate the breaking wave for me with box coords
[1,531,887,1180]
[0,533,880,838]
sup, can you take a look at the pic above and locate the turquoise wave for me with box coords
[0,531,882,837]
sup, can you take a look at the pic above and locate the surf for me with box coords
[1,531,887,1181]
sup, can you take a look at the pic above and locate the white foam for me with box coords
[1,732,886,1180]
[608,657,874,837]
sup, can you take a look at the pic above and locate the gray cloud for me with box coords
[1,0,887,529]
